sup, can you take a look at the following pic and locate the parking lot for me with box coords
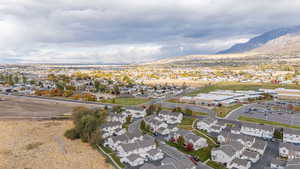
[229,101,300,126]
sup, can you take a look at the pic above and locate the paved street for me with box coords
[160,102,213,114]
[250,140,279,169]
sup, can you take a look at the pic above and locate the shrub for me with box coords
[64,128,80,140]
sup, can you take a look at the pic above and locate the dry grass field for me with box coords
[0,95,100,118]
[0,120,113,169]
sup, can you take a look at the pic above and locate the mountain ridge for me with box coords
[217,25,300,54]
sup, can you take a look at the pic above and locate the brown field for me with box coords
[0,120,113,169]
[0,95,100,118]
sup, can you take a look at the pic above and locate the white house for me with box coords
[146,149,164,161]
[159,111,183,124]
[279,142,300,159]
[211,141,245,164]
[270,158,286,169]
[196,118,217,132]
[249,139,267,155]
[107,113,126,123]
[241,123,274,139]
[120,154,145,167]
[104,132,143,150]
[169,129,208,150]
[240,150,260,163]
[283,128,300,144]
[227,158,251,169]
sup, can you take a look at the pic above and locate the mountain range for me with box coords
[217,25,300,54]
[147,25,300,65]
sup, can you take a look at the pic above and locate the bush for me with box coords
[64,128,80,140]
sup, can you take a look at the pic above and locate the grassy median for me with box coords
[213,104,242,118]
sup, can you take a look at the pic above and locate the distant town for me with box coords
[1,63,300,169]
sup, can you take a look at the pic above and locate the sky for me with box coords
[1,0,300,64]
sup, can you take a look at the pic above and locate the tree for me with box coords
[140,120,146,131]
[185,108,193,116]
[186,143,194,151]
[146,104,156,116]
[112,105,123,113]
[177,136,185,147]
[126,115,132,124]
[172,107,182,112]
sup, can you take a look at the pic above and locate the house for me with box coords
[227,158,251,169]
[107,113,126,123]
[104,132,143,150]
[279,142,300,159]
[218,131,255,148]
[120,154,145,167]
[126,108,147,119]
[159,111,183,124]
[161,157,196,169]
[145,116,168,132]
[211,141,245,164]
[241,123,274,139]
[169,129,208,150]
[116,135,156,158]
[270,158,286,169]
[240,150,260,163]
[100,121,123,138]
[285,158,300,169]
[146,149,164,161]
[283,128,300,144]
[196,118,217,132]
[231,125,241,134]
[249,139,267,155]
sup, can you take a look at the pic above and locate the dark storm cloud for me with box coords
[0,0,300,63]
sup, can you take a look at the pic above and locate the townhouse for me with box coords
[218,131,255,148]
[100,121,124,138]
[240,150,260,163]
[249,139,268,155]
[169,129,208,150]
[283,128,300,144]
[196,118,226,133]
[117,135,164,166]
[104,132,143,150]
[158,111,183,124]
[270,158,286,169]
[279,142,300,159]
[211,141,245,164]
[227,158,251,169]
[241,123,274,139]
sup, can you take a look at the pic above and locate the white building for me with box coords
[279,142,300,159]
[283,128,300,144]
[240,123,274,139]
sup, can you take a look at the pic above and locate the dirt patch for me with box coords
[0,120,113,169]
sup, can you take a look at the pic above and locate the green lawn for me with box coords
[101,97,150,105]
[178,117,196,130]
[213,104,242,118]
[207,160,227,169]
[186,82,300,96]
[166,141,212,162]
[238,116,300,130]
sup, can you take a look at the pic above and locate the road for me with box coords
[250,140,279,169]
[160,102,213,114]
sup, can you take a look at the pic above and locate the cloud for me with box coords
[0,0,300,63]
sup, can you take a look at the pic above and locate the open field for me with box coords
[0,95,100,118]
[0,120,113,169]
